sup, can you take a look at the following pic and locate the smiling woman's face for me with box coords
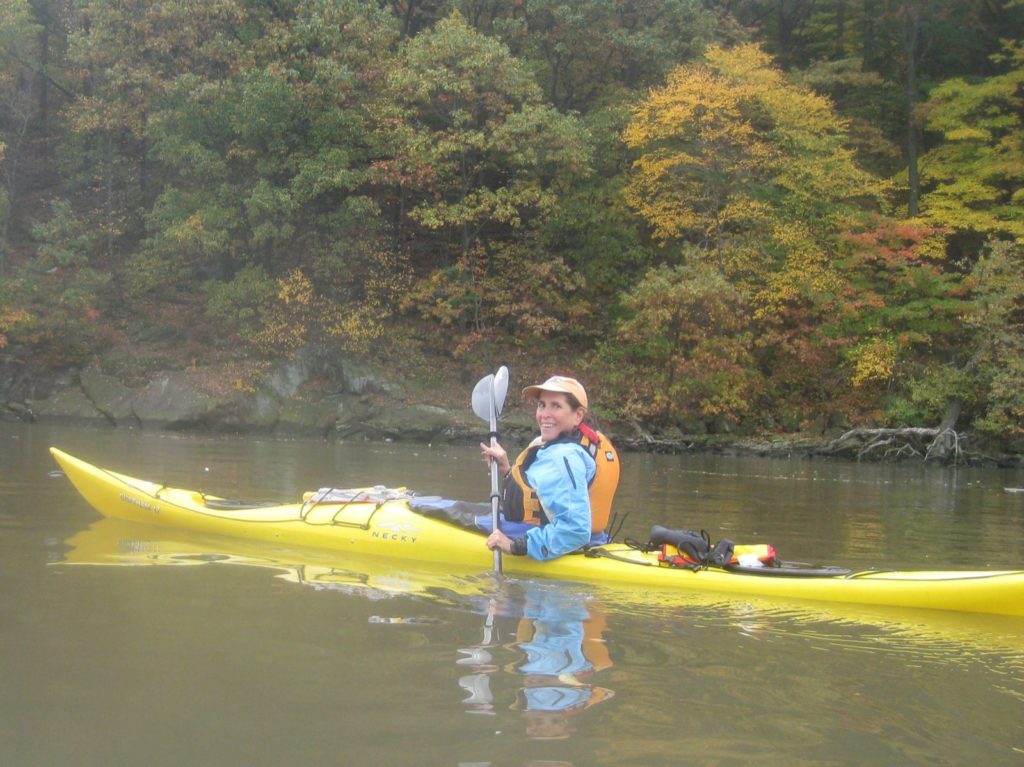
[534,391,585,442]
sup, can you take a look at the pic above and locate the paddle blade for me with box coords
[471,374,495,422]
[492,366,509,415]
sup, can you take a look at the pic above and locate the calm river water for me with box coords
[3,422,1023,766]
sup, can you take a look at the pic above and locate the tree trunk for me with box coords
[938,399,962,431]
[106,132,115,259]
[834,0,847,60]
[861,0,878,72]
[904,0,922,217]
[38,13,50,133]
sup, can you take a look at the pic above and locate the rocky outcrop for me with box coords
[7,347,478,443]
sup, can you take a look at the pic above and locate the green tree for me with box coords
[378,12,592,348]
[0,0,41,277]
[483,0,721,112]
[917,38,1024,249]
[380,1,722,112]
[830,218,968,415]
[62,0,249,261]
[127,1,401,343]
[1,199,112,362]
[964,239,1024,443]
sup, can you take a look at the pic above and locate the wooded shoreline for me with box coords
[2,3,1022,462]
[3,351,1019,467]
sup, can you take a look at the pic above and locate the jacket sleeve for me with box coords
[524,443,595,561]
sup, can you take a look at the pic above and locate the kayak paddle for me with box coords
[472,366,509,572]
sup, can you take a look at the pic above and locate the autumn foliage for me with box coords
[1,1,1022,450]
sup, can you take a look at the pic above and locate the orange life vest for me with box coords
[501,424,619,534]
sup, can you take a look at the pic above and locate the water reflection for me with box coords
[63,515,1024,659]
[60,516,492,603]
[61,515,619,755]
[53,513,1024,765]
[456,584,614,740]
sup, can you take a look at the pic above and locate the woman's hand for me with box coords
[480,441,510,476]
[486,529,514,555]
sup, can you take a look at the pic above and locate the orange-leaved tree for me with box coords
[829,218,968,418]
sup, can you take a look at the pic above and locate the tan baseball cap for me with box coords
[522,375,588,410]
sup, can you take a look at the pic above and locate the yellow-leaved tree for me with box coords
[617,44,893,427]
[623,43,889,310]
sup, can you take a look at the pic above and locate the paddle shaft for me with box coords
[472,367,508,574]
[487,386,502,573]
[489,435,501,573]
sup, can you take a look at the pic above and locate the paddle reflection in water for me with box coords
[455,583,614,740]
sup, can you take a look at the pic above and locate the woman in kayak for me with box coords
[481,376,598,561]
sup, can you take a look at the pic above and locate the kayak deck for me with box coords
[49,447,1024,617]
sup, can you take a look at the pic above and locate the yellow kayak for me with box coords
[50,447,1024,617]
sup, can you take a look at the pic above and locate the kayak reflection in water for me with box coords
[413,375,619,561]
[457,584,614,740]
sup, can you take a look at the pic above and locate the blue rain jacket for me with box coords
[522,440,596,561]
